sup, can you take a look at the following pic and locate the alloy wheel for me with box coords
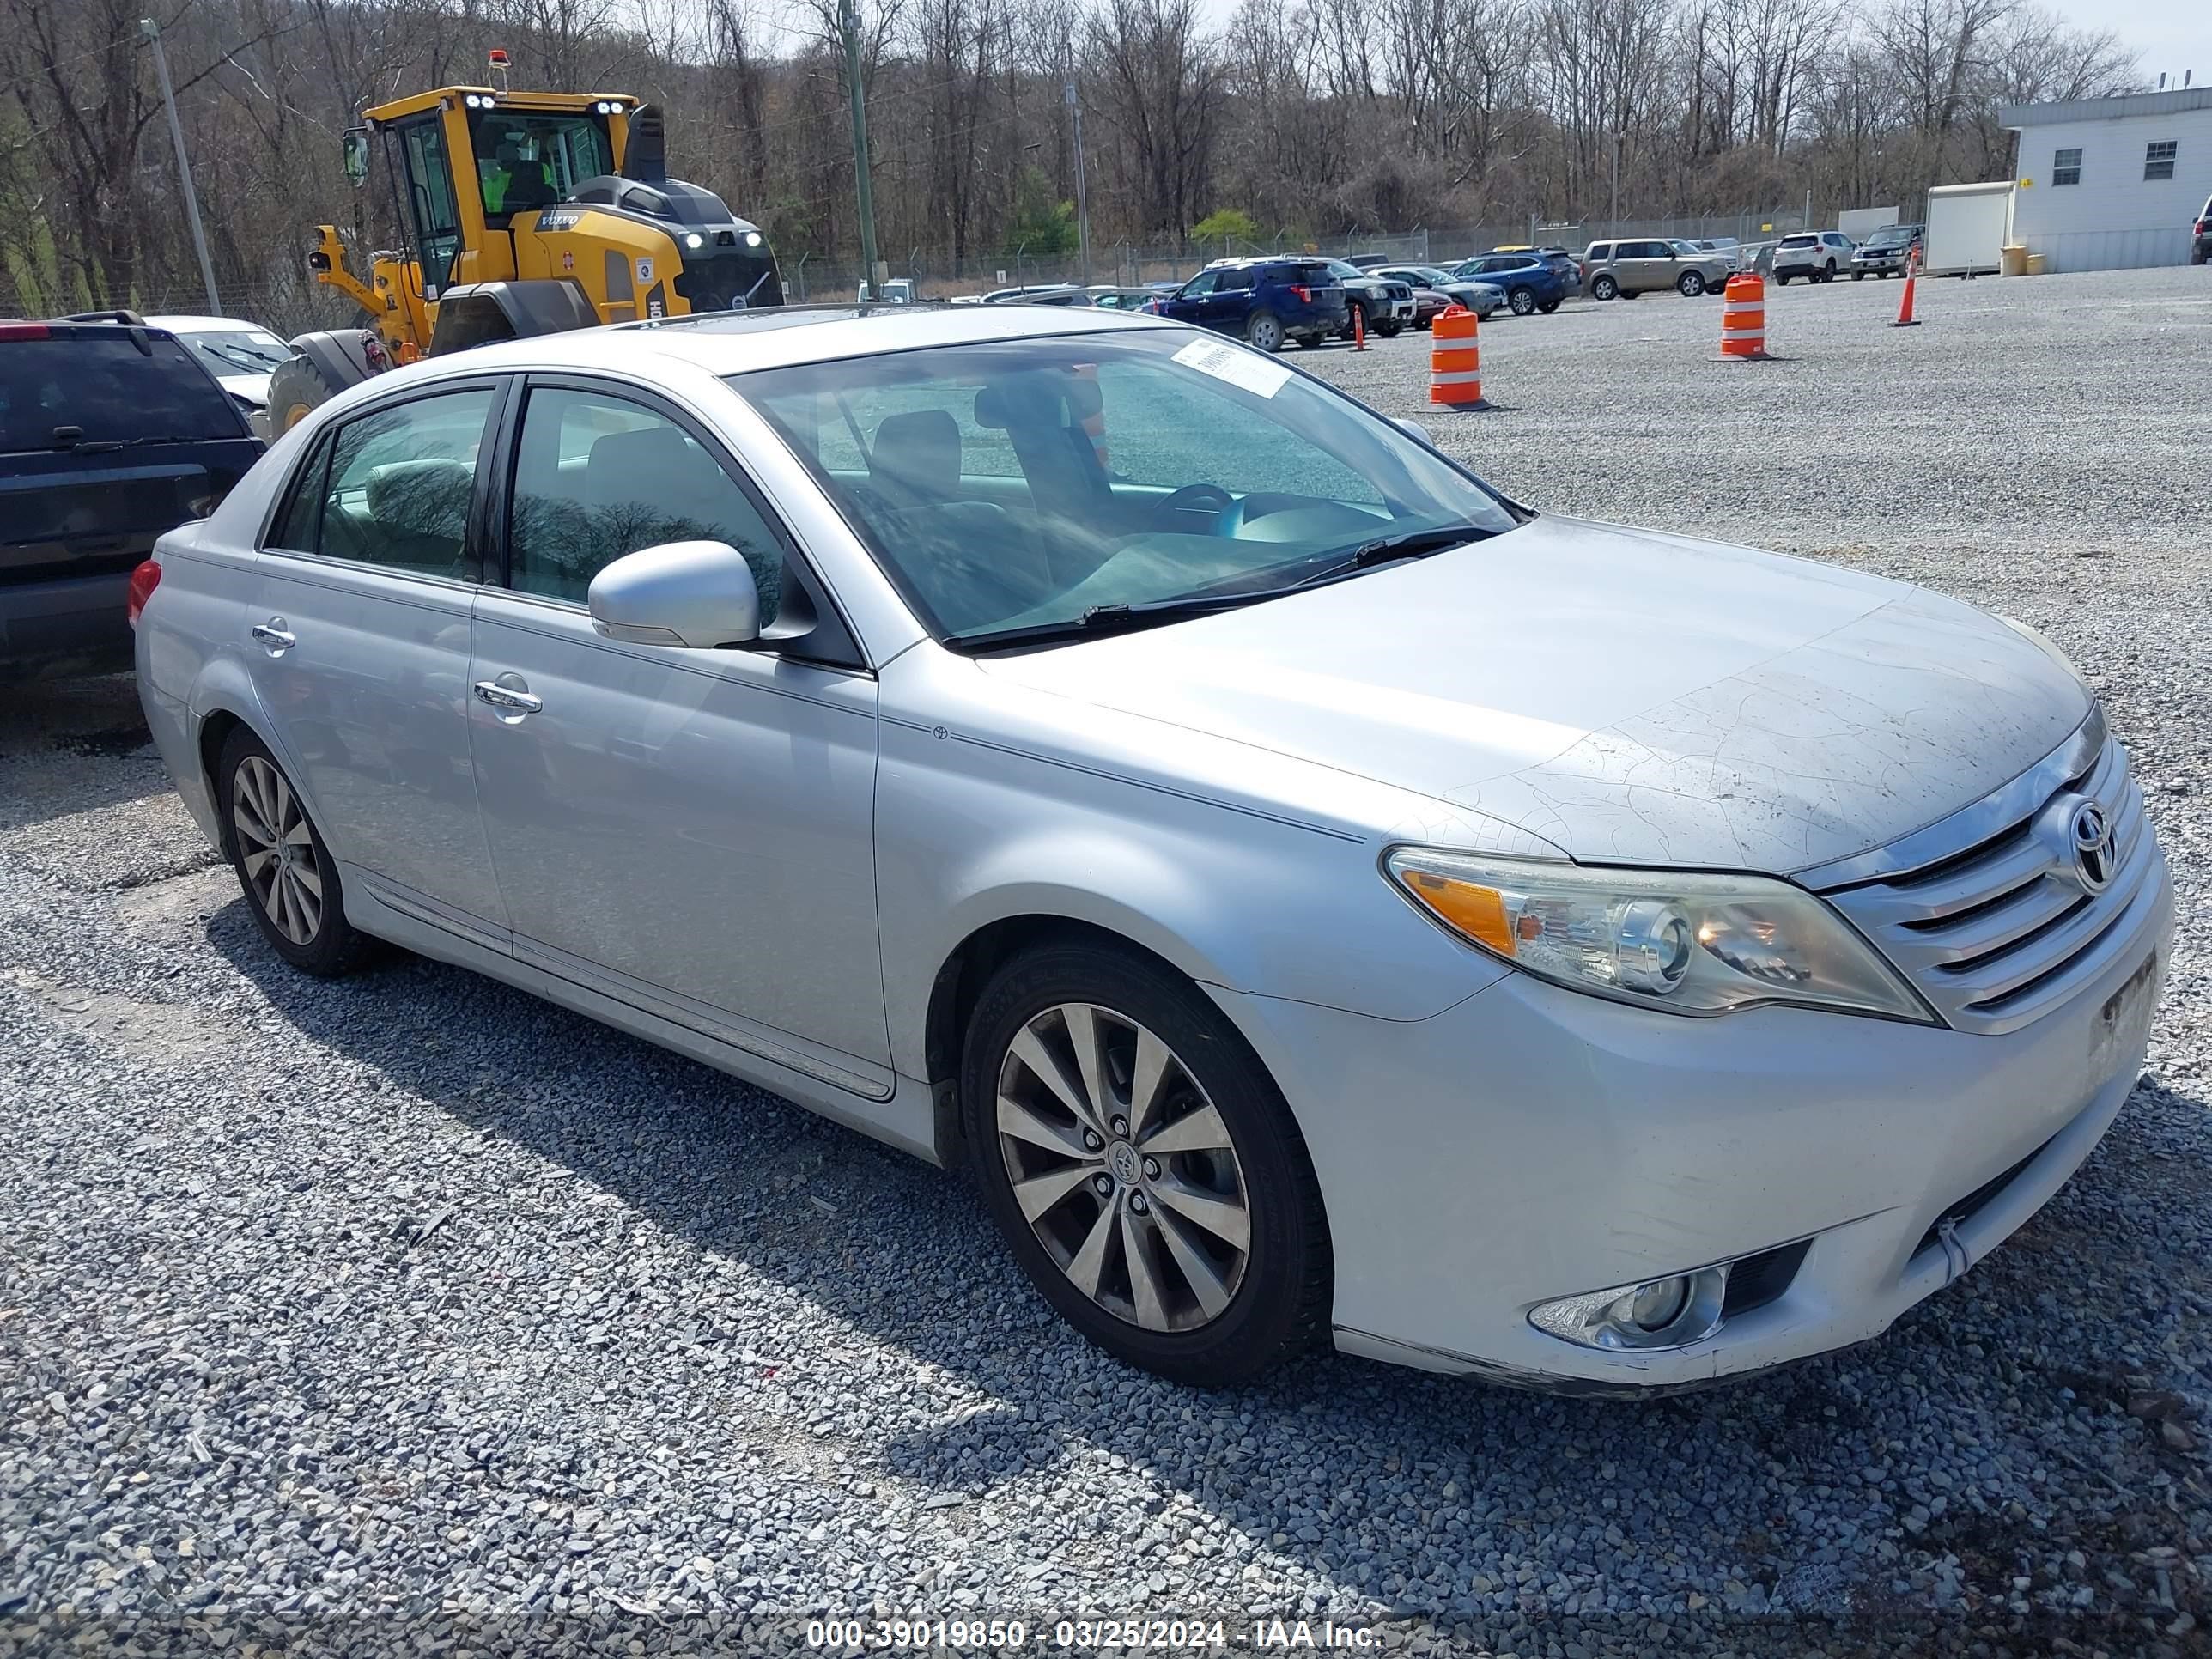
[994,1001,1251,1333]
[232,754,323,945]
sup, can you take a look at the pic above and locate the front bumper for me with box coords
[1216,846,2172,1392]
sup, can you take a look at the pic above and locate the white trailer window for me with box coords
[2145,141,2178,182]
[2051,148,2082,187]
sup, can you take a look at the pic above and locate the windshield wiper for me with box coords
[1290,522,1498,587]
[204,343,283,371]
[946,523,1503,653]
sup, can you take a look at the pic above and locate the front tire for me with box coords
[1340,300,1368,341]
[1243,309,1284,353]
[1375,318,1403,338]
[218,726,370,977]
[1676,271,1705,297]
[961,941,1332,1387]
[1537,297,1561,313]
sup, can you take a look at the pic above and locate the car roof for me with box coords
[393,303,1170,380]
[143,314,276,333]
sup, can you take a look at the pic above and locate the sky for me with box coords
[2055,0,2207,85]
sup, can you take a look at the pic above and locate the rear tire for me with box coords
[217,726,371,978]
[1590,274,1619,301]
[1508,285,1538,315]
[961,940,1332,1388]
[1243,310,1284,353]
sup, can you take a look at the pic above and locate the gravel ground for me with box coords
[6,265,2212,1658]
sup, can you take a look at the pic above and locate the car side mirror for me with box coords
[1393,416,1439,449]
[588,540,760,648]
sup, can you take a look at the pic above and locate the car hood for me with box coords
[214,370,270,406]
[977,514,2090,874]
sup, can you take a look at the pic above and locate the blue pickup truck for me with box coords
[2,313,263,679]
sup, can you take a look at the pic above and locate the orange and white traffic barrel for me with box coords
[1429,305,1484,408]
[1720,274,1770,360]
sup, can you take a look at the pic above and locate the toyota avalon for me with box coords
[131,305,2169,1390]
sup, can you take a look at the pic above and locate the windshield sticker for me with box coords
[1173,337,1291,399]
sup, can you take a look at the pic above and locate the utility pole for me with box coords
[1609,132,1621,234]
[1066,80,1091,287]
[143,18,221,315]
[840,2,881,301]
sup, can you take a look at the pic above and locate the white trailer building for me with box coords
[2001,86,2212,272]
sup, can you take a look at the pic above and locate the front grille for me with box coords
[1820,718,2157,1036]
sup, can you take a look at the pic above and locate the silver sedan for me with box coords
[132,305,2169,1389]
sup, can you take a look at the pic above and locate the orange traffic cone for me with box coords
[1429,305,1485,408]
[1352,301,1368,351]
[1719,274,1771,361]
[1893,248,1921,328]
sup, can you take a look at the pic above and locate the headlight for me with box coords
[1383,848,1931,1022]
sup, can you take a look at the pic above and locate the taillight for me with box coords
[126,559,161,629]
[1289,283,1311,302]
[0,322,52,341]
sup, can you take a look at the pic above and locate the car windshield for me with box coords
[733,329,1522,647]
[179,328,288,374]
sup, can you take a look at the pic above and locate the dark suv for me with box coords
[1850,224,1924,278]
[1449,252,1569,313]
[2193,195,2210,265]
[2,313,261,678]
[1151,259,1348,352]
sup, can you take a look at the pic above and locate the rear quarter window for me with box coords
[0,333,242,453]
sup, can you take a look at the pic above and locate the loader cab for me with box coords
[362,88,632,299]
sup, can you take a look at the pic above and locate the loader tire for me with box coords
[267,331,381,434]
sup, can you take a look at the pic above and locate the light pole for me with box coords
[840,2,881,301]
[143,18,221,314]
[1066,81,1091,287]
[1609,131,1621,234]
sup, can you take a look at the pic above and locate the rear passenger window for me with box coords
[505,386,787,622]
[303,389,496,578]
[268,435,332,551]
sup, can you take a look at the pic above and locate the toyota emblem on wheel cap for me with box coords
[2069,800,2116,893]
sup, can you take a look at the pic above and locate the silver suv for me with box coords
[1772,231,1855,284]
[1580,238,1732,299]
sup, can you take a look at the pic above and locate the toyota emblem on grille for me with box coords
[2069,800,2116,894]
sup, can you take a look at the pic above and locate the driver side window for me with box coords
[1178,272,1218,299]
[505,386,786,620]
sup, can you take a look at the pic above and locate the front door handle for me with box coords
[473,678,543,717]
[252,619,295,654]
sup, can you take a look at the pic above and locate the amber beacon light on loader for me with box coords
[270,52,784,432]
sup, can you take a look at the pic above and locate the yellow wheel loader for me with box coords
[270,75,782,432]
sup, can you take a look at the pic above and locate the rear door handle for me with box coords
[252,619,295,653]
[473,679,543,716]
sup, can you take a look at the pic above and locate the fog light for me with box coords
[1528,1265,1728,1352]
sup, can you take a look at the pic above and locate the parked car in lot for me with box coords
[3,312,262,679]
[1370,265,1502,320]
[857,279,921,303]
[1488,246,1585,296]
[145,314,290,436]
[1085,286,1161,310]
[1579,239,1731,299]
[135,303,2172,1392]
[2191,195,2209,264]
[1318,259,1413,337]
[1851,225,1923,279]
[1772,231,1856,283]
[1689,237,1748,272]
[1153,258,1346,350]
[981,284,1095,307]
[1450,252,1569,314]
